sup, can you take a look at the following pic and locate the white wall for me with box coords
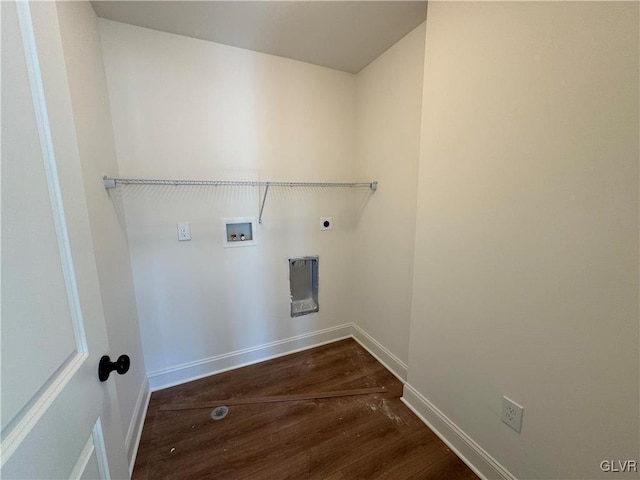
[406,2,639,479]
[56,2,148,468]
[353,23,425,375]
[99,20,363,388]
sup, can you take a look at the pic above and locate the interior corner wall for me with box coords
[55,1,148,464]
[406,2,639,479]
[352,22,426,374]
[98,19,359,388]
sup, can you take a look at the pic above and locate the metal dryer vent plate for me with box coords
[289,256,319,317]
[211,406,229,421]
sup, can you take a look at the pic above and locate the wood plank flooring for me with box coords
[132,339,479,480]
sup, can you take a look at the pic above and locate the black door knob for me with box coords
[98,354,130,382]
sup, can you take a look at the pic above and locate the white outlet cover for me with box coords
[177,222,191,241]
[320,217,332,230]
[501,396,523,433]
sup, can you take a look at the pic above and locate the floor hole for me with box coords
[211,406,229,420]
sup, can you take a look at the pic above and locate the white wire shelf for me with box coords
[102,176,378,223]
[103,177,377,190]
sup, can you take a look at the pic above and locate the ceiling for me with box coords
[91,1,427,74]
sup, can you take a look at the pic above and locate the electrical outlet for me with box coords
[320,217,332,230]
[177,223,191,241]
[501,396,523,432]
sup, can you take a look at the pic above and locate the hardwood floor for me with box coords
[132,339,479,480]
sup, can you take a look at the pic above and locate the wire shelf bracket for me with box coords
[103,176,378,224]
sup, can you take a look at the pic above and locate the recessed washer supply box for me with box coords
[222,217,257,247]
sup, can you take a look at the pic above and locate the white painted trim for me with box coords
[92,417,111,480]
[0,352,86,467]
[148,324,352,391]
[401,383,516,480]
[68,429,96,480]
[350,324,408,383]
[125,378,150,477]
[16,0,88,356]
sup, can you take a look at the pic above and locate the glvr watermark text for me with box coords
[600,460,638,473]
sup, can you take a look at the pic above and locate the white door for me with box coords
[1,1,130,478]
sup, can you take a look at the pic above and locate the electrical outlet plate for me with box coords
[501,396,523,432]
[177,223,191,241]
[320,217,332,230]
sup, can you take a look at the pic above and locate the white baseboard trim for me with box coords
[401,383,515,480]
[125,378,150,477]
[350,324,408,383]
[148,324,353,391]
